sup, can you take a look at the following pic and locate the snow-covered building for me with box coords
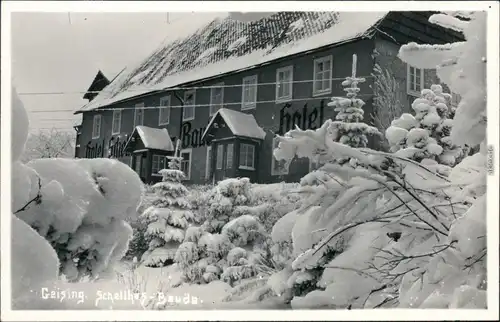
[73,11,463,184]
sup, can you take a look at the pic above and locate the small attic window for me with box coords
[227,36,247,52]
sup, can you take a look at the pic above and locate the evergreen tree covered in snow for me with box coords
[327,54,381,166]
[385,84,469,176]
[141,152,194,267]
[174,178,254,284]
[269,116,474,309]
[259,12,488,310]
[201,177,252,233]
[396,11,488,309]
[174,225,232,284]
[220,215,268,286]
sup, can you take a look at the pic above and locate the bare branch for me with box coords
[14,176,42,214]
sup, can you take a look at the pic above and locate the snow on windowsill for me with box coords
[239,165,255,171]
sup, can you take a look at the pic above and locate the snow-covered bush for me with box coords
[186,184,214,225]
[235,183,301,233]
[385,84,469,175]
[11,87,144,308]
[220,215,269,286]
[13,156,143,281]
[201,177,252,233]
[141,154,195,267]
[174,178,275,285]
[174,226,233,284]
[123,214,150,261]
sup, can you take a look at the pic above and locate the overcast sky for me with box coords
[11,12,230,133]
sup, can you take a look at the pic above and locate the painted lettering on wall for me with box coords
[85,135,128,159]
[173,122,213,149]
[276,100,326,135]
[85,139,105,158]
[108,136,128,158]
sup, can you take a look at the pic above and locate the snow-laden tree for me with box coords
[399,12,487,148]
[174,226,232,284]
[258,12,488,310]
[395,11,488,309]
[141,151,194,267]
[201,177,252,233]
[370,61,405,139]
[220,215,268,286]
[11,88,60,309]
[21,128,75,162]
[386,84,470,176]
[326,54,381,167]
[174,178,254,284]
[11,87,144,308]
[267,118,474,309]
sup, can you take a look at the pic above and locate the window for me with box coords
[210,83,224,116]
[276,65,293,102]
[241,75,258,110]
[226,143,234,169]
[205,146,212,179]
[239,143,255,170]
[183,90,196,121]
[152,154,167,175]
[92,114,101,139]
[216,144,224,169]
[159,96,171,126]
[313,56,333,96]
[134,103,145,126]
[407,65,424,97]
[180,149,192,180]
[111,110,121,135]
[271,137,289,176]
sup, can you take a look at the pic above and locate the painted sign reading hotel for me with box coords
[276,100,326,135]
[85,135,128,159]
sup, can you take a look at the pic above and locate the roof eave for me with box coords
[76,34,377,114]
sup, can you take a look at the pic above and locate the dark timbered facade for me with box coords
[74,12,463,184]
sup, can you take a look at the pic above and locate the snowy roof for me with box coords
[202,108,266,140]
[125,125,174,151]
[75,12,388,114]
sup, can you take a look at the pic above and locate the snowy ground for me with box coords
[96,261,289,310]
